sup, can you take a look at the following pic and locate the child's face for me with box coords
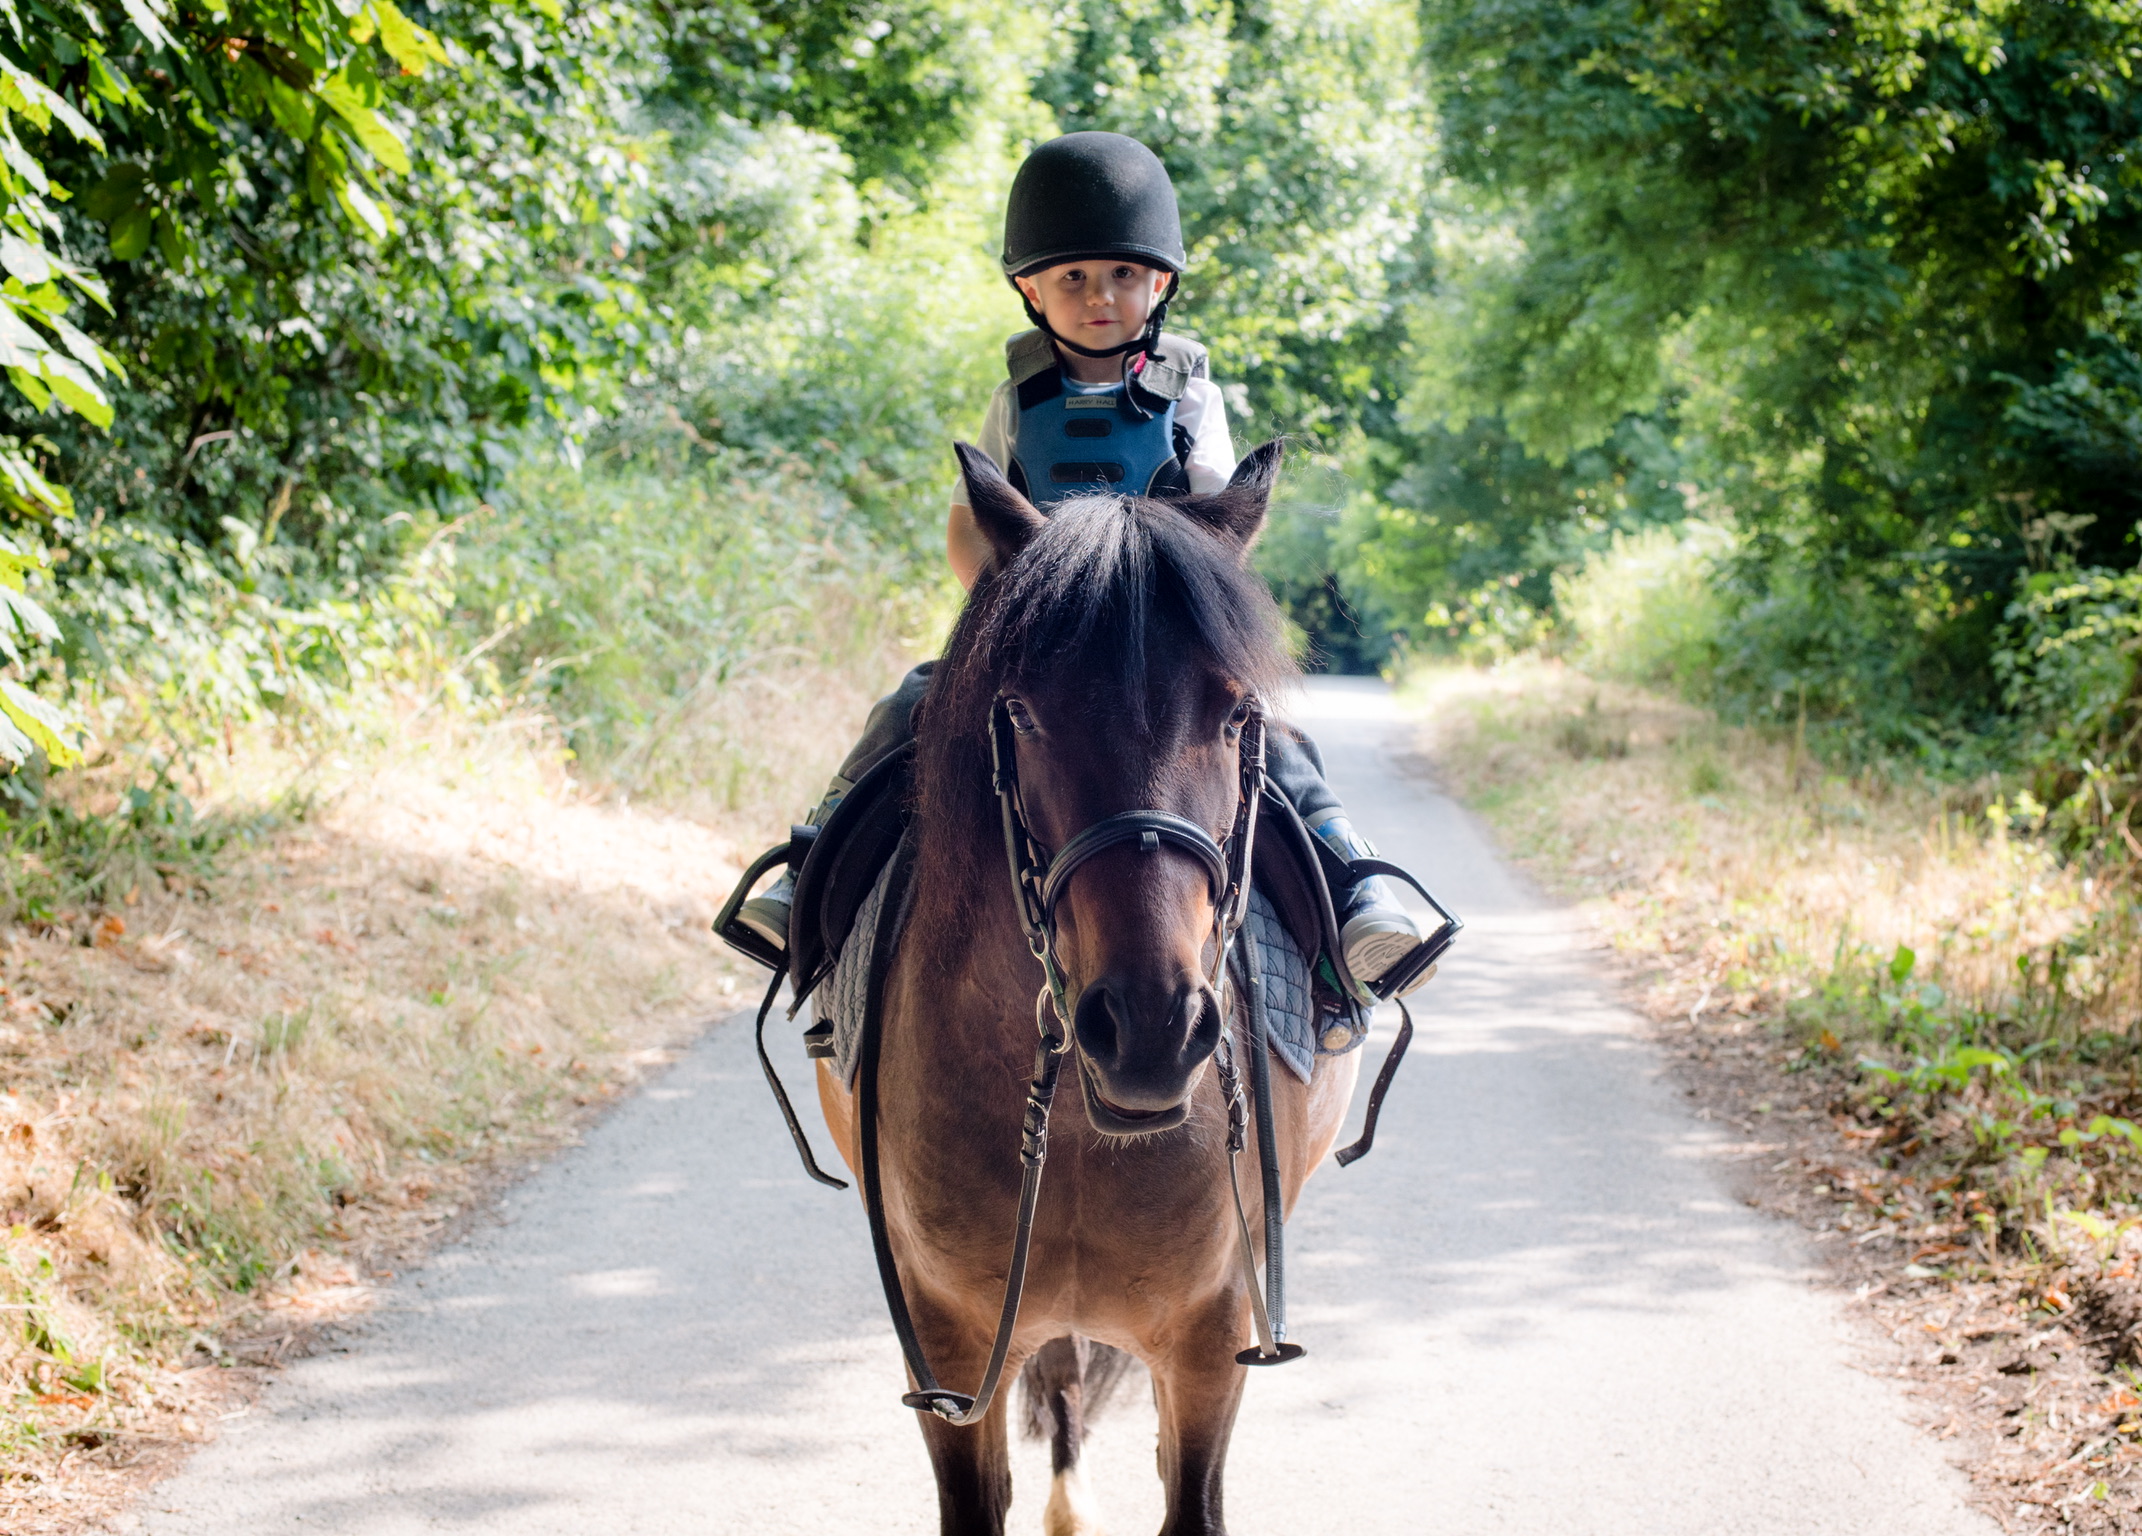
[1015,260,1172,353]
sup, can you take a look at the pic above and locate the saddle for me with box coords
[714,738,1449,1045]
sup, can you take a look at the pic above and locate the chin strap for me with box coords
[1013,272,1180,362]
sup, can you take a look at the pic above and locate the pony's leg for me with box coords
[1148,1310,1248,1536]
[906,1299,1016,1536]
[916,1391,1015,1536]
[1024,1336,1108,1535]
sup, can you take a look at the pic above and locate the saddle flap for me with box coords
[1250,785,1360,1008]
[789,742,917,999]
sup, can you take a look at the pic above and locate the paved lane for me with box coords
[134,679,1991,1535]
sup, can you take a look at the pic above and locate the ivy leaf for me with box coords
[0,124,48,194]
[0,449,69,519]
[0,705,36,770]
[42,314,124,382]
[86,56,137,106]
[0,233,51,285]
[0,531,42,591]
[81,162,147,223]
[39,353,112,427]
[0,57,106,149]
[0,584,60,647]
[367,1,451,75]
[117,0,178,54]
[5,367,50,412]
[0,305,51,372]
[261,73,317,138]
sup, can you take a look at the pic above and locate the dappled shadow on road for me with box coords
[144,1011,944,1533]
[146,907,1820,1536]
[1291,924,1800,1349]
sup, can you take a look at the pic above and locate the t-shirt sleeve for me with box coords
[1175,377,1238,494]
[951,382,1018,509]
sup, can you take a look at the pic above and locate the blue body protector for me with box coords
[1000,329,1207,509]
[1012,380,1179,508]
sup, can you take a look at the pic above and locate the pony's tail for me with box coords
[1020,1336,1138,1534]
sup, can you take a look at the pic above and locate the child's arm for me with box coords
[1177,376,1238,492]
[947,500,989,590]
[947,383,1018,590]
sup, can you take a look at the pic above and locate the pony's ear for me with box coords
[955,442,1046,567]
[1176,439,1283,555]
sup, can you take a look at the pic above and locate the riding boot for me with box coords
[735,662,936,950]
[1263,725,1433,1000]
[1309,814,1432,999]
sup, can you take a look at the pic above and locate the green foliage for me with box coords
[1032,0,1429,445]
[0,0,1019,786]
[453,451,939,793]
[1804,934,2142,1203]
[1988,565,2142,854]
[1553,520,1733,694]
[0,773,266,923]
[1372,0,2142,734]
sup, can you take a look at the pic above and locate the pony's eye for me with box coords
[1005,699,1037,735]
[1225,699,1253,738]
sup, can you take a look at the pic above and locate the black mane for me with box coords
[915,491,1294,925]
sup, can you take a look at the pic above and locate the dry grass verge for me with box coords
[0,712,778,1533]
[1408,658,2142,1534]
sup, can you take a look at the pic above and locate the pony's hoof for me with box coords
[1043,1466,1107,1536]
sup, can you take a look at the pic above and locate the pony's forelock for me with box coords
[914,495,1294,932]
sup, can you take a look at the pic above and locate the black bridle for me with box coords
[873,695,1285,1426]
[993,693,1262,1050]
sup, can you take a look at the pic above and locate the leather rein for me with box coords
[867,695,1295,1427]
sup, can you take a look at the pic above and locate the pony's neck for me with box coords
[908,825,1027,981]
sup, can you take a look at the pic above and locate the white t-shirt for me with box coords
[951,373,1237,508]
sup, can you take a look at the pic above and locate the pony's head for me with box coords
[920,441,1294,1135]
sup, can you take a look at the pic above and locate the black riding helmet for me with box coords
[1002,132,1185,360]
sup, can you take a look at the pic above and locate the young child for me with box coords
[740,131,1427,997]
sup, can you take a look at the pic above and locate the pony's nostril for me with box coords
[1073,982,1122,1064]
[1185,985,1222,1058]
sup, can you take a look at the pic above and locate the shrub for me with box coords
[452,454,947,824]
[1552,521,1733,691]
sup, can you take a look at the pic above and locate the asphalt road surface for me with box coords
[135,678,1995,1535]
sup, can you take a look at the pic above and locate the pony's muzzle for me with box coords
[1071,976,1222,1135]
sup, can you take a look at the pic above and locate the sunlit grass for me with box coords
[1406,658,2142,1237]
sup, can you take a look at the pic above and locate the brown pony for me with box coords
[814,441,1361,1536]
